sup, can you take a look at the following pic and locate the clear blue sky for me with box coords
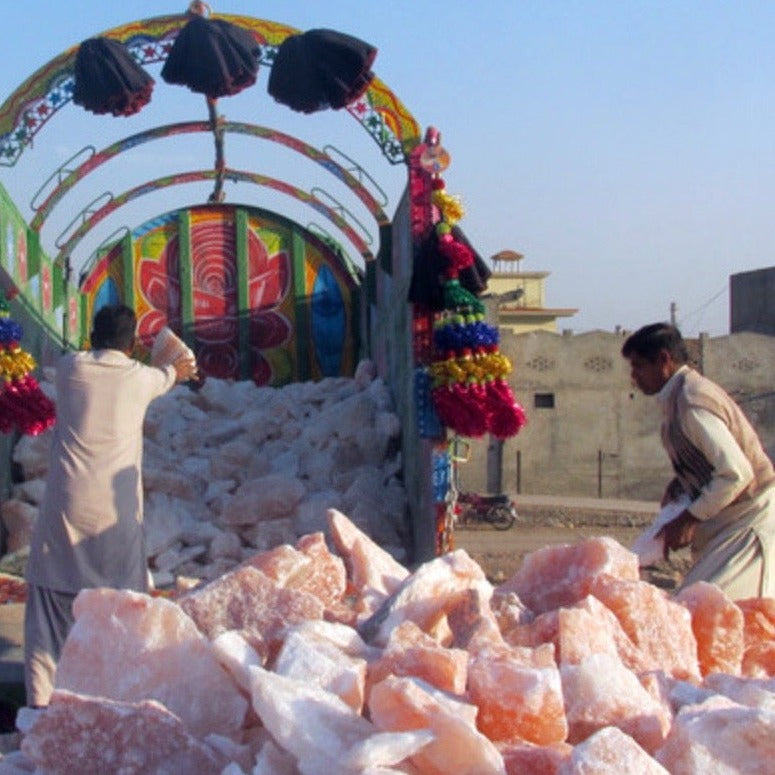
[1,1,774,336]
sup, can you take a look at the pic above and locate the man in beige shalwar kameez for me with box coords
[622,322,775,601]
[24,305,197,707]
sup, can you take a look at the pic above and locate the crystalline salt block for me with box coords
[742,642,775,678]
[556,595,646,671]
[295,532,347,604]
[504,609,560,649]
[500,741,572,775]
[446,587,505,652]
[328,508,409,615]
[468,651,567,745]
[736,597,775,676]
[361,549,492,647]
[561,653,672,754]
[591,574,700,681]
[558,726,670,774]
[704,672,775,713]
[247,665,432,774]
[367,621,469,696]
[656,695,775,773]
[497,536,640,614]
[179,564,324,654]
[246,543,313,586]
[274,625,368,712]
[55,588,247,740]
[368,674,506,775]
[677,581,744,677]
[20,690,227,775]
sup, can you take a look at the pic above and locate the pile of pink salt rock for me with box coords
[5,511,775,774]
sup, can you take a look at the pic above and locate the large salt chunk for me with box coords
[274,625,368,712]
[54,588,247,740]
[737,597,775,677]
[498,537,640,614]
[248,665,432,774]
[328,508,409,610]
[591,574,700,680]
[558,726,670,774]
[179,564,324,654]
[704,673,775,713]
[468,649,567,745]
[561,653,672,754]
[677,581,744,677]
[361,549,491,647]
[500,741,572,775]
[447,588,505,652]
[367,620,468,697]
[368,674,506,775]
[20,690,227,774]
[220,473,307,526]
[656,695,775,773]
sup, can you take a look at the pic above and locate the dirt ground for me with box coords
[453,501,692,591]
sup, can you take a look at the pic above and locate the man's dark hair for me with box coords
[621,322,689,364]
[91,304,136,351]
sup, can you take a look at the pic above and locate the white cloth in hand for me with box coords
[631,494,692,567]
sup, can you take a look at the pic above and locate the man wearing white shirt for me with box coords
[622,322,775,600]
[24,305,198,708]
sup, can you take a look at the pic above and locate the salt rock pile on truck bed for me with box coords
[4,360,410,583]
[6,513,775,774]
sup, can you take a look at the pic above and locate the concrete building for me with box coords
[485,251,578,334]
[459,329,775,501]
[731,266,775,335]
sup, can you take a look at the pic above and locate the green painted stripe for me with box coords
[178,211,194,349]
[292,228,310,381]
[236,208,251,380]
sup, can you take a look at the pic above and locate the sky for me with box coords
[1,1,774,336]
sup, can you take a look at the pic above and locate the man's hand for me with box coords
[173,355,198,383]
[655,508,700,561]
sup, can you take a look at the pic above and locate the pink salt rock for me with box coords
[447,587,505,651]
[556,595,647,670]
[468,650,567,745]
[561,653,672,754]
[273,625,368,712]
[328,508,409,613]
[367,620,469,697]
[558,726,670,774]
[504,608,560,649]
[21,690,227,774]
[55,589,247,740]
[500,741,572,775]
[246,542,313,586]
[247,665,433,773]
[677,581,744,677]
[737,597,775,677]
[361,549,491,647]
[368,674,506,775]
[656,695,775,773]
[591,574,700,680]
[179,564,324,655]
[498,536,640,614]
[490,588,535,640]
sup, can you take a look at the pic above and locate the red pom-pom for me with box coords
[438,233,475,277]
[485,378,527,438]
[431,177,446,190]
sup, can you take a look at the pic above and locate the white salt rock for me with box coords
[179,454,211,480]
[656,695,775,773]
[703,673,775,713]
[203,733,253,773]
[286,619,380,661]
[365,377,394,411]
[268,447,301,477]
[209,531,243,561]
[143,493,192,557]
[328,509,409,614]
[54,588,247,740]
[248,666,432,775]
[274,626,369,712]
[342,466,385,510]
[199,557,242,581]
[241,407,285,444]
[194,377,243,413]
[11,430,52,479]
[349,501,402,547]
[151,569,175,589]
[362,549,492,647]
[11,478,46,505]
[200,417,249,446]
[293,490,342,536]
[211,630,265,693]
[204,478,236,505]
[318,393,376,441]
[558,726,669,774]
[20,690,228,774]
[0,499,37,553]
[240,518,297,550]
[354,359,377,388]
[142,465,205,500]
[178,518,224,547]
[253,738,299,775]
[369,675,505,775]
[153,543,207,573]
[220,474,307,526]
[561,653,672,754]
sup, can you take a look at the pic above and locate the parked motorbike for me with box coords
[455,490,518,530]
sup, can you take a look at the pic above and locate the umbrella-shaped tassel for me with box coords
[268,28,376,114]
[72,37,154,117]
[161,4,260,99]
